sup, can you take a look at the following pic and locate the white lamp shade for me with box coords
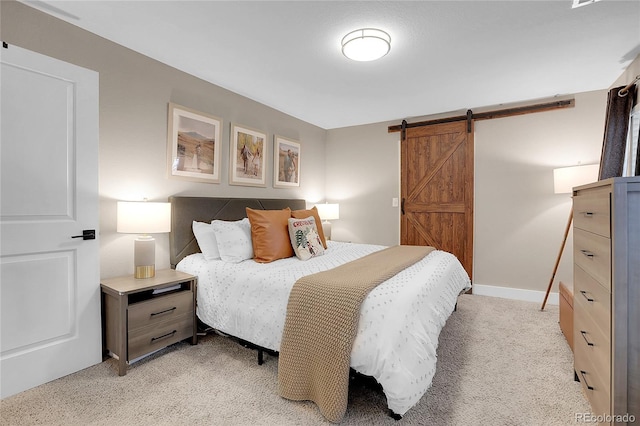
[117,201,171,234]
[553,164,599,194]
[341,28,391,62]
[315,203,340,221]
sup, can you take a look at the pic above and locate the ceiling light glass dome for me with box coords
[341,28,391,62]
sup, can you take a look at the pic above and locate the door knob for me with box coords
[71,229,95,240]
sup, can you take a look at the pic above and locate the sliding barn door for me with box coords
[400,120,474,279]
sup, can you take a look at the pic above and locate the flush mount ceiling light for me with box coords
[341,28,391,62]
[571,0,602,8]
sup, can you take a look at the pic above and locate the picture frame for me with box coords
[167,103,222,183]
[273,135,300,188]
[229,123,267,187]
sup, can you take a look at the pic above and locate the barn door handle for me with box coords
[401,198,405,215]
[71,229,96,240]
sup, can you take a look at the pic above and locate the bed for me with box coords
[169,196,471,420]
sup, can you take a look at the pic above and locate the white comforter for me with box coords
[177,241,471,416]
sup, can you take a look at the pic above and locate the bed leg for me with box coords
[388,409,402,420]
[454,302,458,312]
[258,349,264,365]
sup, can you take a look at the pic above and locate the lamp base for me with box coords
[134,236,156,279]
[322,220,332,241]
[135,265,155,279]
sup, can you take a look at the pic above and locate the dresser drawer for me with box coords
[128,291,193,331]
[128,314,194,360]
[574,305,611,395]
[575,346,611,420]
[573,265,611,338]
[573,189,610,238]
[574,228,611,290]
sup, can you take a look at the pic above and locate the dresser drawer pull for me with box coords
[151,330,177,342]
[150,307,177,317]
[581,211,595,218]
[579,370,595,391]
[580,250,595,259]
[579,290,594,302]
[580,330,595,347]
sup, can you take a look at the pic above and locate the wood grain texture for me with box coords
[401,121,474,279]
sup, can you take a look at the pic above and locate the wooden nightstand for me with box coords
[101,269,197,376]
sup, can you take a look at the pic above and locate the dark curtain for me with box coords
[599,84,636,179]
[636,110,640,176]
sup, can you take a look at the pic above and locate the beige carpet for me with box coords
[1,294,590,425]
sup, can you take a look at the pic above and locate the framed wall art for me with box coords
[230,123,267,187]
[273,135,300,188]
[167,103,222,183]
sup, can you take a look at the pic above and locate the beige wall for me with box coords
[612,54,640,90]
[1,1,327,279]
[473,91,606,292]
[3,1,633,295]
[325,122,400,245]
[326,91,608,294]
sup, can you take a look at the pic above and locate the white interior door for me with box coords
[1,44,100,398]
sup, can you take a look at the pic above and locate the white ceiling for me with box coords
[22,0,640,129]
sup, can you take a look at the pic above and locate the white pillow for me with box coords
[211,218,254,263]
[192,221,220,260]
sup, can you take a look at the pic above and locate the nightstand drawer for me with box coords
[128,291,193,331]
[574,228,611,290]
[128,315,194,360]
[573,190,610,238]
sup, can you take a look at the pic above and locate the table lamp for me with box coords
[117,201,171,279]
[315,203,339,240]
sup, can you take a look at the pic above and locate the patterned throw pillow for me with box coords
[211,218,254,263]
[291,206,327,249]
[287,216,325,261]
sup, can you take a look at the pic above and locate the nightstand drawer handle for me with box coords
[579,370,595,391]
[580,250,595,258]
[580,290,594,302]
[151,330,177,342]
[581,211,594,218]
[580,330,595,347]
[150,307,177,317]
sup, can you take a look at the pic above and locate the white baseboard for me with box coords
[471,284,559,306]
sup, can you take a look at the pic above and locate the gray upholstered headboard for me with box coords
[169,196,307,268]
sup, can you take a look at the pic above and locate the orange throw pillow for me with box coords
[246,207,293,263]
[291,206,327,249]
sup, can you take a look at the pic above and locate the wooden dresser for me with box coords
[572,177,639,425]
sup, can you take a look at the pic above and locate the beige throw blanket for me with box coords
[278,245,435,422]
